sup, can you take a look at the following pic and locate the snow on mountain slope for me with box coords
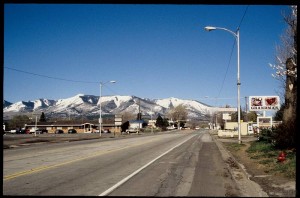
[3,99,56,112]
[3,100,12,108]
[3,101,34,112]
[33,99,56,110]
[3,94,213,120]
[154,97,212,113]
[99,95,134,108]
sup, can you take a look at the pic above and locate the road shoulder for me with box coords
[210,133,269,197]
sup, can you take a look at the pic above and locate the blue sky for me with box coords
[4,4,290,110]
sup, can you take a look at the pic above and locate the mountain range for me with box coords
[3,94,214,121]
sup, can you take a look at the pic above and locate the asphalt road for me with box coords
[3,130,256,196]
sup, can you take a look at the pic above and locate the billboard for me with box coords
[249,96,280,111]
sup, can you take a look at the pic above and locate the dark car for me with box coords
[68,129,77,134]
[55,129,64,134]
[16,129,27,134]
[36,129,48,134]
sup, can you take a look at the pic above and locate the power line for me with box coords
[5,66,120,97]
[216,40,236,99]
[214,5,249,107]
[237,5,249,29]
[4,66,100,84]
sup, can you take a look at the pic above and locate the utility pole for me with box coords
[245,96,248,113]
[35,115,37,137]
[138,99,141,133]
[150,108,154,134]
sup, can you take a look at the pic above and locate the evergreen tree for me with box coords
[39,112,46,122]
[121,121,129,132]
[163,118,169,128]
[155,114,164,128]
[155,114,169,131]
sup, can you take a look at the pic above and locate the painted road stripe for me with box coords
[4,134,186,180]
[4,137,160,180]
[98,134,197,196]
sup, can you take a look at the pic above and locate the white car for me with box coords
[166,126,176,130]
[126,128,139,134]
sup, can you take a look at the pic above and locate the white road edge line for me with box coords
[98,133,197,196]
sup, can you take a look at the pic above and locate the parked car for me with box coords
[55,129,64,134]
[16,129,27,134]
[126,128,139,134]
[36,129,48,134]
[68,129,77,134]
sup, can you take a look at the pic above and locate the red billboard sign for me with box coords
[249,96,280,111]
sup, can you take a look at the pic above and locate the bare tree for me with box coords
[269,5,297,124]
[120,111,136,123]
[269,6,297,81]
[8,115,31,129]
[167,104,188,121]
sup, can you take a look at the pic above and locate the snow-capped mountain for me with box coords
[154,97,211,117]
[3,100,13,108]
[3,99,56,112]
[3,94,213,121]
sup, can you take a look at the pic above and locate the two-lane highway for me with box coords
[3,130,241,196]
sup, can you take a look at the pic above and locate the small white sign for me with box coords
[115,121,122,125]
[115,118,122,122]
[222,113,231,120]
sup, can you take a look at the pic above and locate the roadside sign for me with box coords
[222,113,231,120]
[249,96,280,111]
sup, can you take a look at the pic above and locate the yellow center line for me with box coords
[4,136,164,181]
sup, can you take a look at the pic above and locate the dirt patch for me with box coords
[223,141,296,197]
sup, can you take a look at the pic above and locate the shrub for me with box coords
[271,120,296,149]
[258,128,274,143]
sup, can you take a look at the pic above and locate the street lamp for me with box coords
[99,80,116,137]
[35,115,37,137]
[30,113,39,137]
[204,26,241,144]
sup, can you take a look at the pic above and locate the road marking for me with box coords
[4,134,185,180]
[98,134,197,196]
[4,138,156,180]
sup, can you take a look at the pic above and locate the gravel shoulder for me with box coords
[214,134,296,197]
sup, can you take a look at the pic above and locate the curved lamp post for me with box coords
[204,26,241,144]
[99,80,116,137]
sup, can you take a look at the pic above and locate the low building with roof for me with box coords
[24,114,122,133]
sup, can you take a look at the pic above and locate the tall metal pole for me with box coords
[138,99,140,133]
[151,108,153,134]
[99,82,102,137]
[35,115,37,137]
[204,26,242,144]
[237,29,241,144]
[98,80,116,137]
